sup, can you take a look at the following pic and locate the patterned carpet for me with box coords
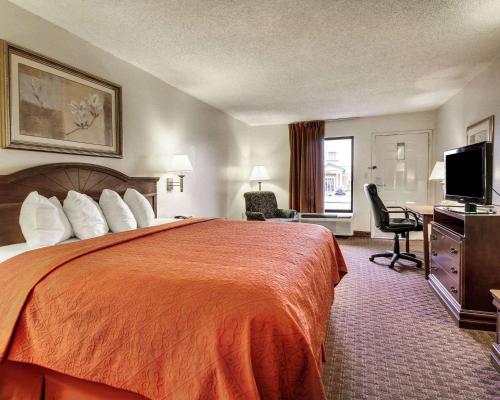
[322,237,500,400]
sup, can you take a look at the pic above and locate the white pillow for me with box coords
[123,188,155,228]
[99,189,137,232]
[63,191,109,240]
[19,191,73,249]
[48,196,74,238]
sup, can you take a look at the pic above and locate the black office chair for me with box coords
[364,183,423,269]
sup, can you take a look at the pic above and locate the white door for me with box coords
[370,131,430,238]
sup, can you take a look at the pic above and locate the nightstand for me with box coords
[154,217,179,225]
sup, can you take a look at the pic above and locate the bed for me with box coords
[0,163,347,400]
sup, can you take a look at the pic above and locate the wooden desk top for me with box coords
[406,204,434,216]
[491,289,500,302]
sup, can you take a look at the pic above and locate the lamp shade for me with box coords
[249,165,270,181]
[169,154,193,173]
[429,161,445,181]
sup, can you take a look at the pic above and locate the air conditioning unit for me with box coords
[299,213,353,236]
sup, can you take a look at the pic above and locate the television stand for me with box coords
[464,202,477,213]
[441,205,496,215]
[429,207,500,330]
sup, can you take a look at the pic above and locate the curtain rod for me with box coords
[325,117,360,122]
[289,117,360,124]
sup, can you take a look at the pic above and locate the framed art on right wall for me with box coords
[466,115,495,145]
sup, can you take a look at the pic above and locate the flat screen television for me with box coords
[444,142,493,208]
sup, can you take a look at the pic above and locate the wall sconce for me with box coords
[249,165,270,191]
[167,154,193,192]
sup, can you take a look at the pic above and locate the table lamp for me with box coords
[249,165,270,191]
[429,161,445,200]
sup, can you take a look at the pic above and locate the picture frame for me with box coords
[0,40,122,158]
[466,115,494,146]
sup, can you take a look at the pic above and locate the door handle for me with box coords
[368,166,377,170]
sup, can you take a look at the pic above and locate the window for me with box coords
[324,136,353,212]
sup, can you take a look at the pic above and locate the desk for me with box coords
[405,205,434,279]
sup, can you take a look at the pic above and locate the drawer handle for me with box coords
[450,286,458,294]
[450,247,458,254]
[450,267,458,274]
[432,251,438,256]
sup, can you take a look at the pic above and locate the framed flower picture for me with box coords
[0,41,122,158]
[466,115,494,146]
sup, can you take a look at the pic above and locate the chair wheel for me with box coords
[389,262,395,269]
[416,262,423,268]
[369,256,374,262]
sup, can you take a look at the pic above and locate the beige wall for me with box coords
[436,55,500,205]
[226,56,500,224]
[226,112,437,231]
[228,55,500,225]
[0,0,248,219]
[325,112,436,231]
[225,124,289,220]
[6,0,499,224]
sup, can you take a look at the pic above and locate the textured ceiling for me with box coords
[8,0,500,125]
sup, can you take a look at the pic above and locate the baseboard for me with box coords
[353,230,370,237]
[429,274,496,331]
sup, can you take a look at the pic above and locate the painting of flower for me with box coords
[67,94,105,135]
[1,41,122,158]
[18,64,113,146]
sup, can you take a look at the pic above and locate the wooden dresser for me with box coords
[491,290,500,372]
[429,207,500,331]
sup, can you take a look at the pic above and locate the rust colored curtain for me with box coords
[289,120,324,213]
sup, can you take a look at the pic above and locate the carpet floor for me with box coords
[322,237,500,400]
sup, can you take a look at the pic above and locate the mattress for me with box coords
[0,218,347,399]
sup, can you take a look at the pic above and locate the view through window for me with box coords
[324,137,353,212]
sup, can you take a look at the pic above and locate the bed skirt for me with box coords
[0,361,147,400]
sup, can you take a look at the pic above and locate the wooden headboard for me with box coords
[0,163,159,246]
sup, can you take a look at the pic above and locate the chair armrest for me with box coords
[246,211,266,221]
[275,209,298,219]
[382,209,419,227]
[387,206,409,218]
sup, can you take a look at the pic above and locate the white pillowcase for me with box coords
[63,191,109,240]
[99,189,137,233]
[123,188,155,228]
[19,191,73,249]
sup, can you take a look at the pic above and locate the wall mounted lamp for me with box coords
[167,154,193,192]
[249,165,270,191]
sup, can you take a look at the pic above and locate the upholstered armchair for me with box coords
[244,191,298,222]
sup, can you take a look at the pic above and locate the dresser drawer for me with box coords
[497,310,500,344]
[430,226,462,273]
[432,261,460,302]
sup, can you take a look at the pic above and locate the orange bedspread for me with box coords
[0,218,347,399]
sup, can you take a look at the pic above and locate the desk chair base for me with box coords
[369,233,422,269]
